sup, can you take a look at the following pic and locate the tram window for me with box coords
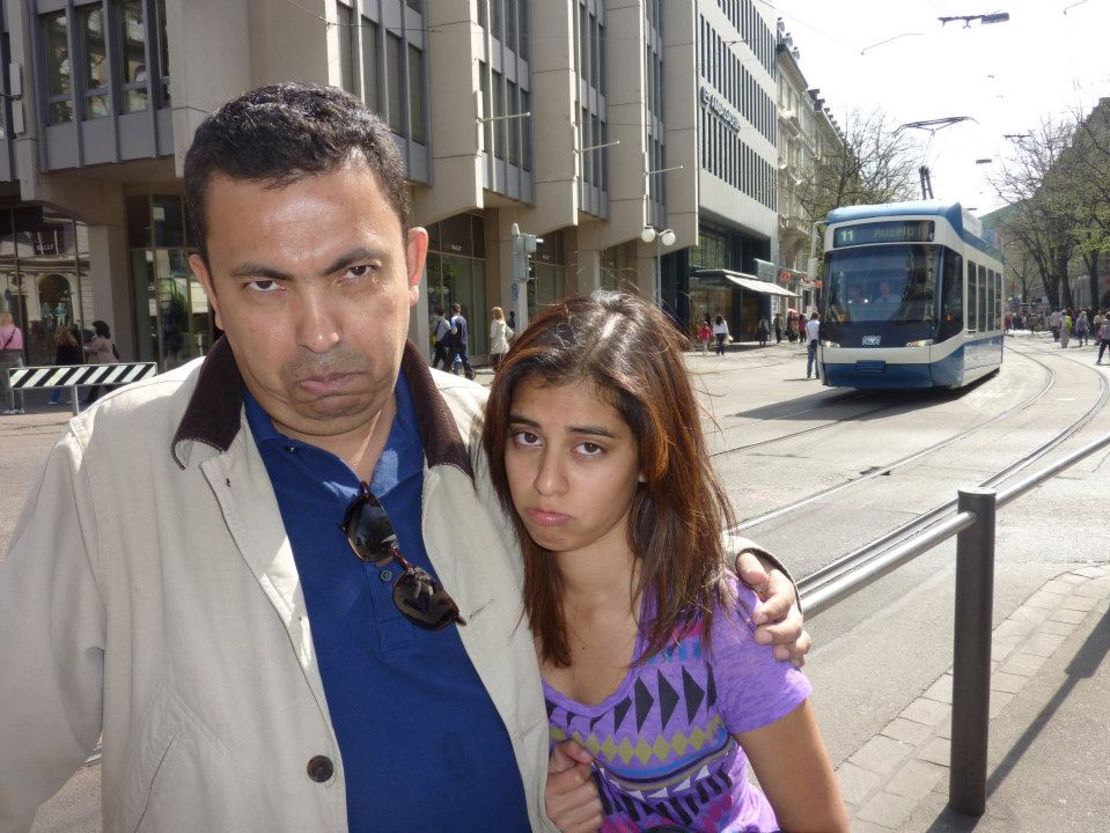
[978,265,988,332]
[938,249,963,341]
[967,260,977,331]
[996,272,1003,324]
[990,268,999,330]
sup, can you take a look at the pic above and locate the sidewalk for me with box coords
[838,566,1110,832]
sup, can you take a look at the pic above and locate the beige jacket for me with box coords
[0,339,552,832]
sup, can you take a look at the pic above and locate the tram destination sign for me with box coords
[833,220,935,248]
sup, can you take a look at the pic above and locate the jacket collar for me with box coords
[171,337,474,479]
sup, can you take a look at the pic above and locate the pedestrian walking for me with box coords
[713,314,730,355]
[47,325,84,406]
[1060,310,1073,349]
[429,306,452,370]
[697,316,712,356]
[773,313,783,344]
[805,311,821,380]
[1097,318,1110,364]
[0,309,25,415]
[1050,308,1062,341]
[483,293,849,833]
[487,305,513,371]
[447,302,475,379]
[82,319,118,405]
[0,82,809,833]
[1075,310,1089,347]
[757,316,770,348]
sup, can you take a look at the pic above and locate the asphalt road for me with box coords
[3,332,1108,831]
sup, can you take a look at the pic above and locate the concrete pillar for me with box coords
[576,249,602,295]
[635,252,656,300]
[87,225,134,360]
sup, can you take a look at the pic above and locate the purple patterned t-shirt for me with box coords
[544,579,811,833]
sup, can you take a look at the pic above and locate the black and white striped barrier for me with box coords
[6,363,158,415]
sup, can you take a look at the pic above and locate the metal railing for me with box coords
[798,430,1110,816]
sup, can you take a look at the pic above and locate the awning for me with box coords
[724,275,799,298]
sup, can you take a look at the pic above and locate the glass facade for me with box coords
[127,194,212,369]
[0,207,92,367]
[424,213,488,356]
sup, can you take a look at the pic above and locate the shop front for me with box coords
[0,206,93,367]
[128,194,214,370]
[424,213,489,356]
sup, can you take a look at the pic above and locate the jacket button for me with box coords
[306,755,334,783]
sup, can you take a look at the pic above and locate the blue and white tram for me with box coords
[818,201,1005,389]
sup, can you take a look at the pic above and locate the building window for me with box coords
[507,80,519,165]
[407,44,425,144]
[361,17,379,112]
[117,0,148,113]
[517,0,529,60]
[492,72,505,160]
[521,89,532,171]
[385,31,404,134]
[43,11,72,124]
[336,2,355,94]
[79,5,109,119]
[154,0,170,105]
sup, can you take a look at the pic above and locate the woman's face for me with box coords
[504,378,642,559]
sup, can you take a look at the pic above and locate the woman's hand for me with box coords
[545,740,603,833]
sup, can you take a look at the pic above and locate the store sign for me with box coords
[699,86,742,133]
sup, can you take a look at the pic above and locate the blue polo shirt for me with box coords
[244,373,529,831]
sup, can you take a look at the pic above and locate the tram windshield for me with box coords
[824,244,940,324]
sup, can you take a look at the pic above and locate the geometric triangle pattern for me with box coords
[543,613,783,832]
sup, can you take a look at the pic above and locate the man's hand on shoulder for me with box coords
[736,550,811,668]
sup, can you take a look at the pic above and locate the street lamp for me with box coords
[641,225,676,307]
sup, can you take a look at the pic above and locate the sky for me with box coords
[767,0,1110,215]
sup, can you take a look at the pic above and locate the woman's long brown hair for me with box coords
[481,292,736,668]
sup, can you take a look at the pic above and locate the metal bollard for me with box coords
[948,488,997,815]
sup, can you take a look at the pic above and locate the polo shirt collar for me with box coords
[171,336,474,479]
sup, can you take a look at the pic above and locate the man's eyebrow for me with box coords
[227,262,293,281]
[320,247,385,277]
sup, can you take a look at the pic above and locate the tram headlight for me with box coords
[904,339,934,348]
[820,340,839,348]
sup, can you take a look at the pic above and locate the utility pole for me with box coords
[510,223,542,331]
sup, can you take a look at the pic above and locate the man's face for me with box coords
[190,161,428,447]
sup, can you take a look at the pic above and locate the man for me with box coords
[447,301,475,380]
[805,311,822,380]
[0,84,805,832]
[871,280,900,316]
[430,305,452,370]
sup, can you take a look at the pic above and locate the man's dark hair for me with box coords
[184,82,411,260]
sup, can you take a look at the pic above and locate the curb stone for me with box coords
[835,565,1110,830]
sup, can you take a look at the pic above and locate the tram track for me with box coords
[795,341,1110,602]
[728,345,1059,532]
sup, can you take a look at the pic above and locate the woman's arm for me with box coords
[738,701,849,833]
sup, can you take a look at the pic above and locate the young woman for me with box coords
[712,314,729,356]
[482,293,847,833]
[48,325,84,406]
[488,305,515,371]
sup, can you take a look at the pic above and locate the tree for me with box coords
[1066,100,1110,307]
[793,109,921,228]
[992,119,1080,310]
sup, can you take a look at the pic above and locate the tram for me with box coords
[818,200,1005,389]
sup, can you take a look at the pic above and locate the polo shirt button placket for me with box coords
[306,755,335,783]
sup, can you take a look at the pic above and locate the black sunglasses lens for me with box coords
[393,568,464,630]
[344,494,395,563]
